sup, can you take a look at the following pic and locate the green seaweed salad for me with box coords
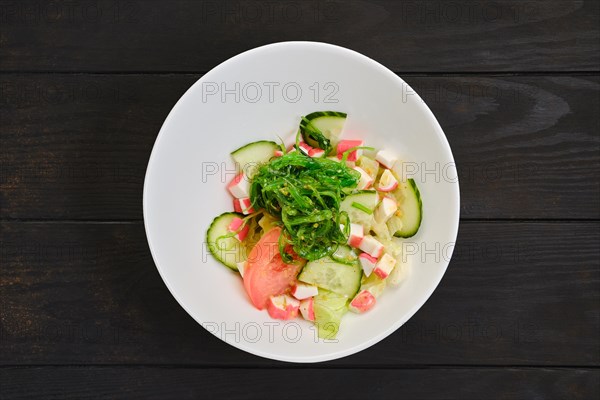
[250,145,360,262]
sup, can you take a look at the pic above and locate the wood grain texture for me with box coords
[1,366,598,400]
[1,74,598,220]
[1,221,598,366]
[1,0,598,72]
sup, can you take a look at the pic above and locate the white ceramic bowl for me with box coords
[143,42,460,363]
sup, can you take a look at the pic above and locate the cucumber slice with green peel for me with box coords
[231,140,279,178]
[330,245,358,265]
[300,111,347,154]
[340,190,379,228]
[313,289,349,339]
[206,212,247,271]
[392,179,423,238]
[298,257,362,298]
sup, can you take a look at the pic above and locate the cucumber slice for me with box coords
[231,140,279,178]
[331,245,358,265]
[206,212,247,270]
[300,111,347,154]
[340,190,379,229]
[298,257,362,298]
[392,179,423,238]
[313,289,349,339]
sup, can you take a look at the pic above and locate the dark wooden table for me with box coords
[1,1,599,398]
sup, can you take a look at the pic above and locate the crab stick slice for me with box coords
[377,169,399,192]
[274,149,284,157]
[308,147,326,158]
[353,166,373,190]
[298,142,313,156]
[349,290,376,313]
[227,217,249,242]
[374,197,397,224]
[373,253,396,279]
[347,223,364,248]
[267,294,300,320]
[292,282,319,300]
[337,140,364,161]
[299,297,315,321]
[359,253,378,277]
[375,150,398,169]
[233,197,255,215]
[291,282,319,300]
[359,235,384,258]
[227,172,250,198]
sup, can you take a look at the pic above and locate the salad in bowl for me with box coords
[207,111,422,339]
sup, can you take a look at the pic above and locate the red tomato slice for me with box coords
[243,227,304,310]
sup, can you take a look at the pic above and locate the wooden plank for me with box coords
[0,367,597,400]
[1,221,598,366]
[1,74,598,220]
[0,1,598,72]
[0,74,192,220]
